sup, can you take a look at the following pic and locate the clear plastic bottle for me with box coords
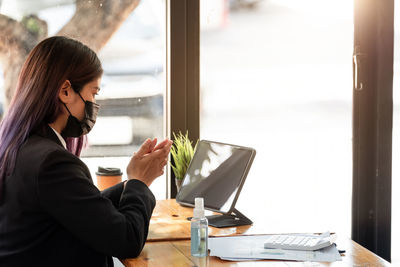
[191,197,208,257]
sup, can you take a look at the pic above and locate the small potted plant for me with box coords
[170,131,198,192]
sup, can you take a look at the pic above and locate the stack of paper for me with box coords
[208,235,342,262]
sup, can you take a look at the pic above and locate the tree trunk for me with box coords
[0,0,140,109]
[0,14,47,110]
[57,0,140,52]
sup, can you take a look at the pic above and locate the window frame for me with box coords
[167,0,200,198]
[352,0,393,261]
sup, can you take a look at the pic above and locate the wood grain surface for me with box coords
[122,199,391,266]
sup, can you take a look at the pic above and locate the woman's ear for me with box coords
[58,80,73,104]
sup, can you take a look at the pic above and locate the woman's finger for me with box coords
[153,139,171,151]
[149,138,157,152]
[151,143,172,159]
[135,139,152,157]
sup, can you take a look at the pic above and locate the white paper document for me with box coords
[208,235,342,262]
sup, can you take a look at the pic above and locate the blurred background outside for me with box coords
[200,0,353,245]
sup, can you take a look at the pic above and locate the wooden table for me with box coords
[122,199,391,266]
[146,199,259,241]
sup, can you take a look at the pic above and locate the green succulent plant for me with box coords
[170,131,198,180]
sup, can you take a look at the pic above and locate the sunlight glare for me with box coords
[270,0,353,19]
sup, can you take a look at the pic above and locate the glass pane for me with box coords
[393,0,400,263]
[201,0,353,235]
[0,0,167,199]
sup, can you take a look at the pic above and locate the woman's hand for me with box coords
[126,138,173,187]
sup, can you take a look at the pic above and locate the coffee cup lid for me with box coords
[96,167,123,176]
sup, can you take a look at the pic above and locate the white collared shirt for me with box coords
[49,126,67,149]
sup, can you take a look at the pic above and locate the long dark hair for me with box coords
[0,36,103,199]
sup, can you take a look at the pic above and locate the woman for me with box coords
[0,36,172,266]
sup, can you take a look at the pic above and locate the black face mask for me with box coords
[62,91,100,138]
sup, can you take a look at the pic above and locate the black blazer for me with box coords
[0,125,156,267]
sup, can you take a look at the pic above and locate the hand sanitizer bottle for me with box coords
[191,197,208,257]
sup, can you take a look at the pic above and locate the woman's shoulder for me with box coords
[25,133,69,154]
[18,133,78,168]
[16,134,91,182]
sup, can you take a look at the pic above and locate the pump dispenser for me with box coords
[191,197,208,257]
[193,197,205,218]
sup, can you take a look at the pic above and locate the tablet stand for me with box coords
[206,208,253,228]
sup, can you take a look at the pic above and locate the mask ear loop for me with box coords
[70,84,86,103]
[63,88,87,114]
[62,84,84,114]
[76,91,86,103]
[63,103,73,115]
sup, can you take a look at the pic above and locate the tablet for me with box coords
[176,140,256,215]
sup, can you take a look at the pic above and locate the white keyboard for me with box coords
[263,232,334,251]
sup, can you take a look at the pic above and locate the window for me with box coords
[392,0,400,263]
[0,0,167,199]
[200,0,353,235]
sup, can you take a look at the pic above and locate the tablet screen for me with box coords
[176,140,255,214]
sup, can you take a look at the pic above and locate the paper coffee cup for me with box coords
[96,167,123,191]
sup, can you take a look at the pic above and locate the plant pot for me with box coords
[175,178,183,192]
